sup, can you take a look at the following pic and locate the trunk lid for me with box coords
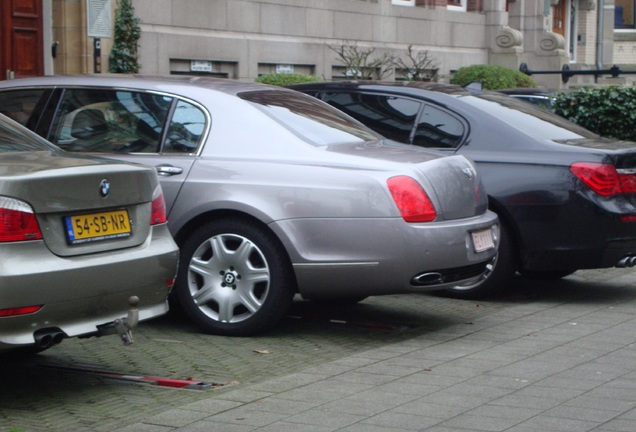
[324,141,488,220]
[0,150,158,257]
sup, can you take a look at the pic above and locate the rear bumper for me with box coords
[0,224,178,351]
[271,211,499,299]
[522,238,636,272]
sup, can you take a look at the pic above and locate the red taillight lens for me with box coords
[570,162,636,196]
[387,176,437,222]
[0,305,42,317]
[570,162,622,196]
[0,197,43,242]
[618,169,636,194]
[150,187,167,225]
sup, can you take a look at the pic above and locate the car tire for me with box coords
[175,217,296,336]
[441,222,517,300]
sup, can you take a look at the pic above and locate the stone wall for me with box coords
[132,0,490,81]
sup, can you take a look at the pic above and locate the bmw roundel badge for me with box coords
[99,179,111,197]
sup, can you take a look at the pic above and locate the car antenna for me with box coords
[465,82,483,93]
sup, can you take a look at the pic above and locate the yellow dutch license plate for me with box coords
[65,209,132,245]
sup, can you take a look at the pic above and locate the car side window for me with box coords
[323,92,421,144]
[50,89,172,153]
[413,104,464,149]
[162,100,206,154]
[0,89,46,126]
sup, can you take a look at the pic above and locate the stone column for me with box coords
[485,0,524,69]
[507,0,569,88]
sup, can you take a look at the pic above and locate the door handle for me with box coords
[156,165,184,176]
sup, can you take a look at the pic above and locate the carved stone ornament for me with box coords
[540,31,565,51]
[496,26,523,49]
[580,0,596,11]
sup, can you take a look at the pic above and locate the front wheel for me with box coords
[175,218,296,336]
[442,222,517,300]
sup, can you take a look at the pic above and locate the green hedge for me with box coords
[255,73,321,86]
[450,64,536,90]
[553,86,636,141]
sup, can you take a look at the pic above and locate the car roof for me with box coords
[497,88,553,96]
[0,74,289,97]
[290,80,473,96]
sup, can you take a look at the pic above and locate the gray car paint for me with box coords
[0,122,179,351]
[0,76,498,333]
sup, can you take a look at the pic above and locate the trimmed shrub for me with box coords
[108,0,141,73]
[450,65,536,90]
[553,86,636,141]
[255,73,322,86]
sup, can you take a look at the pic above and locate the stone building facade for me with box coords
[3,0,635,88]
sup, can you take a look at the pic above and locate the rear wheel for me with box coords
[442,222,517,300]
[175,218,296,336]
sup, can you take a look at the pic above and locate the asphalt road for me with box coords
[0,268,634,431]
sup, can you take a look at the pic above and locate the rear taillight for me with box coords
[617,168,636,194]
[150,186,167,225]
[0,197,43,242]
[570,162,636,196]
[387,176,437,222]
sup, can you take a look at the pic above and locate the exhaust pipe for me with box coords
[617,255,636,268]
[411,272,444,286]
[33,328,65,350]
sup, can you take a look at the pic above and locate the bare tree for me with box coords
[393,45,440,82]
[327,41,394,80]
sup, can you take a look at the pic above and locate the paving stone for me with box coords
[4,268,636,432]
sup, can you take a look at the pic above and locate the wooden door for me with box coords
[0,0,43,80]
[552,0,566,37]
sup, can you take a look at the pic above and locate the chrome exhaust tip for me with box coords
[33,328,65,349]
[411,272,444,286]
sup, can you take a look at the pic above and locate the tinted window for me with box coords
[163,100,207,154]
[0,115,53,152]
[239,90,379,145]
[462,93,598,141]
[0,89,46,126]
[323,93,421,144]
[50,89,173,153]
[413,104,464,148]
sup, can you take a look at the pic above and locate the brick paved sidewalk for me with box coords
[116,269,636,432]
[2,268,636,432]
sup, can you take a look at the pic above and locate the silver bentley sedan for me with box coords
[0,113,179,353]
[0,75,499,336]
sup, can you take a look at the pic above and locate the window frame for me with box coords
[615,0,636,29]
[447,0,467,12]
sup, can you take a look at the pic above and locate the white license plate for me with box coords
[471,228,495,253]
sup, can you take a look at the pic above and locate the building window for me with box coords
[615,0,635,28]
[447,0,467,12]
[392,0,415,6]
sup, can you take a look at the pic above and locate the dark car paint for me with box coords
[290,81,636,273]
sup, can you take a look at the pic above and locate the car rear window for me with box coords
[461,93,599,141]
[238,90,381,146]
[0,89,46,126]
[0,115,54,152]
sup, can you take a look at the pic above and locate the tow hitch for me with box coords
[96,296,140,345]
